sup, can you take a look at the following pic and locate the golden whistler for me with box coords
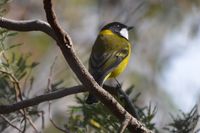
[86,22,133,104]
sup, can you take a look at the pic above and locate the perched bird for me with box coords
[86,22,133,104]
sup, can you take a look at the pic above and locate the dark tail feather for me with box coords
[86,93,98,104]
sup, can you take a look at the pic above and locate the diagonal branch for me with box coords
[47,57,70,133]
[0,17,57,41]
[0,114,23,132]
[43,0,70,46]
[118,113,132,133]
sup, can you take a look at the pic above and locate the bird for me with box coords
[86,22,133,104]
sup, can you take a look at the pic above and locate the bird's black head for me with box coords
[101,22,133,40]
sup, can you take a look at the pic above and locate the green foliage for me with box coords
[164,105,199,133]
[66,96,120,133]
[0,29,39,103]
[0,14,39,132]
[0,0,8,16]
[124,86,157,131]
[67,86,200,133]
[66,86,158,133]
[136,103,157,131]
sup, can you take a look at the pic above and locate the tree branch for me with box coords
[0,114,23,132]
[118,113,132,133]
[43,0,70,47]
[0,85,121,115]
[0,85,86,114]
[48,101,70,133]
[0,17,57,41]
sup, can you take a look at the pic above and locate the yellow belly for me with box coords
[104,49,131,81]
[109,54,130,78]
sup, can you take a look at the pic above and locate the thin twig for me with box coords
[20,113,27,133]
[27,115,40,133]
[48,101,70,133]
[8,73,27,133]
[23,68,33,96]
[19,110,40,133]
[47,57,70,133]
[47,56,57,92]
[26,77,34,97]
[39,111,45,130]
[0,114,23,132]
[0,69,27,133]
[1,51,9,65]
[124,0,146,23]
[118,113,132,133]
[0,69,22,101]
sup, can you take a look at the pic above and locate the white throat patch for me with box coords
[120,28,128,39]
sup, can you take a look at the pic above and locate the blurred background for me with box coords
[1,0,200,132]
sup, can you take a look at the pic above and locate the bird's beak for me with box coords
[128,26,134,31]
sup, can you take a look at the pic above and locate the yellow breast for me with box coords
[109,48,131,78]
